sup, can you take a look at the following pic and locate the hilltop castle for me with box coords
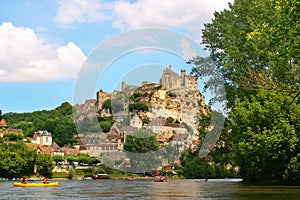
[120,65,198,94]
[95,65,198,111]
[160,65,198,91]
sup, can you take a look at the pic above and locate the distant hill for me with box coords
[3,102,77,147]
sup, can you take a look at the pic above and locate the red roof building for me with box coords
[0,118,7,128]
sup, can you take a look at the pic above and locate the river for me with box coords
[2,179,300,199]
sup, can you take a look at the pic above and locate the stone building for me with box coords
[32,130,52,146]
[121,81,139,94]
[130,113,143,129]
[160,65,198,91]
[160,65,181,90]
[95,90,113,112]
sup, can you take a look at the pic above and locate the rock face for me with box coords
[147,87,208,135]
[94,65,209,135]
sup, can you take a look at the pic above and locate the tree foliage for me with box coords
[124,129,160,173]
[128,101,149,112]
[230,90,299,184]
[192,0,300,184]
[201,0,299,102]
[35,153,54,178]
[0,141,36,179]
[3,102,77,146]
[180,150,215,179]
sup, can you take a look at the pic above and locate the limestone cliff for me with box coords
[146,87,209,135]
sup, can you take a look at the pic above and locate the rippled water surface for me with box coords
[1,179,300,199]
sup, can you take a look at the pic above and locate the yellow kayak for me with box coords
[13,182,59,187]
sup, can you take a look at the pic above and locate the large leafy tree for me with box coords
[123,129,160,173]
[0,141,36,179]
[192,0,300,184]
[230,90,299,184]
[199,0,299,106]
[35,153,55,178]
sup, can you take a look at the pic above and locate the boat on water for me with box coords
[152,170,168,182]
[92,173,110,179]
[154,177,168,182]
[195,178,243,183]
[13,182,59,187]
[126,177,137,180]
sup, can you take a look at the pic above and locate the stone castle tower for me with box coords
[160,65,198,90]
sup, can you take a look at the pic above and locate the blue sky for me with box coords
[0,0,232,113]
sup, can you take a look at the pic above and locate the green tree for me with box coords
[0,141,36,179]
[3,102,78,146]
[128,101,149,112]
[130,91,144,102]
[166,117,174,123]
[99,121,112,132]
[35,153,55,178]
[102,99,112,112]
[193,0,299,108]
[3,132,24,141]
[193,0,300,185]
[65,155,78,165]
[68,166,75,179]
[180,150,215,179]
[53,155,65,165]
[77,153,92,165]
[230,90,299,184]
[124,130,160,173]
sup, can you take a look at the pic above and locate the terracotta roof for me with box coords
[61,147,79,155]
[0,119,7,127]
[7,128,23,134]
[38,146,53,155]
[106,133,120,140]
[164,121,182,128]
[51,142,61,151]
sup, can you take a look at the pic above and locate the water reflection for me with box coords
[2,179,300,200]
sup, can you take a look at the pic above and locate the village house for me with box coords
[51,142,65,156]
[0,118,24,139]
[0,118,7,129]
[147,118,166,135]
[130,113,143,129]
[170,133,193,152]
[0,118,8,137]
[147,118,189,145]
[37,146,54,155]
[85,143,118,157]
[31,130,52,146]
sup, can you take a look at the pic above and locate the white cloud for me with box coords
[180,38,197,59]
[55,0,233,39]
[112,0,233,39]
[0,22,86,82]
[55,0,112,25]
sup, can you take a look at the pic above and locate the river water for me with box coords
[1,179,300,199]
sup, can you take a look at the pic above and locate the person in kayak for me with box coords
[43,177,49,184]
[21,177,27,184]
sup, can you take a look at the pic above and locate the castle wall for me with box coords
[96,90,112,112]
[160,65,198,91]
